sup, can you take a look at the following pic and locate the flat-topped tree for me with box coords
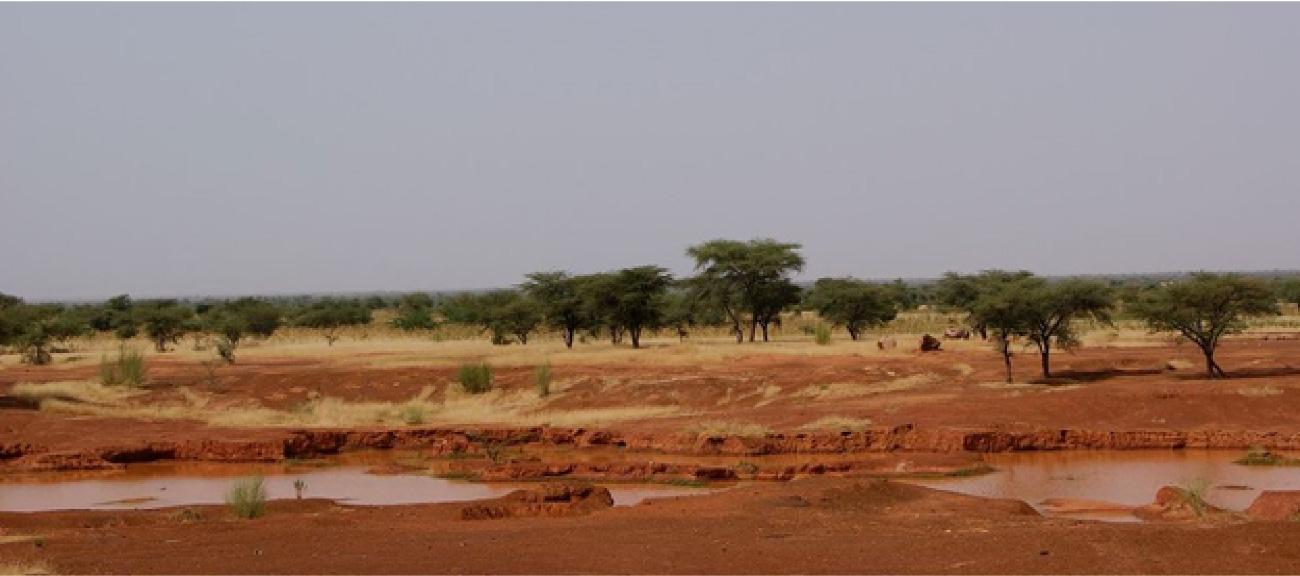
[294,299,372,345]
[523,272,586,348]
[137,301,194,353]
[1024,279,1115,379]
[805,278,898,341]
[967,273,1044,383]
[1128,273,1277,378]
[686,238,804,343]
[610,266,673,349]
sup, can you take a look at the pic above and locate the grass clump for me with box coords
[813,323,832,346]
[226,475,267,519]
[534,362,552,397]
[457,362,493,394]
[98,346,148,387]
[1178,478,1211,517]
[398,403,428,425]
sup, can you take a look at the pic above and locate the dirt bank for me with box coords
[3,477,1299,574]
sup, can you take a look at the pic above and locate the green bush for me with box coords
[458,362,493,394]
[534,363,552,397]
[814,323,832,346]
[99,346,148,387]
[226,475,267,519]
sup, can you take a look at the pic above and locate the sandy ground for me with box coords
[3,477,1300,574]
[3,333,1300,573]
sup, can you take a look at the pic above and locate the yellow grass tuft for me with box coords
[687,420,772,438]
[10,380,142,405]
[798,416,874,432]
[0,561,54,576]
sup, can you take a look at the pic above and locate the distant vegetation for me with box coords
[2,238,1296,380]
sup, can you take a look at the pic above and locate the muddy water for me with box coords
[907,450,1300,522]
[0,460,712,512]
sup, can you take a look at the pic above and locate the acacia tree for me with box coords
[295,299,373,345]
[686,238,805,343]
[936,271,1036,339]
[0,302,87,365]
[805,278,898,341]
[137,301,194,352]
[1023,279,1114,378]
[1128,273,1277,378]
[960,272,1044,383]
[452,290,542,345]
[522,272,586,348]
[390,293,438,331]
[610,266,672,349]
[577,273,626,344]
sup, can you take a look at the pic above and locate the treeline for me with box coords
[3,239,1299,381]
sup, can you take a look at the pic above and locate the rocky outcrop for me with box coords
[1133,486,1224,521]
[1246,491,1300,521]
[459,483,614,520]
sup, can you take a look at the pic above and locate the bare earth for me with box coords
[3,335,1300,573]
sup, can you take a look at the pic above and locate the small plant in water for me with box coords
[1179,477,1211,517]
[534,362,552,397]
[1234,446,1300,466]
[458,362,493,394]
[293,478,307,500]
[226,475,267,519]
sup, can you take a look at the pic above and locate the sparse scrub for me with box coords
[226,475,267,519]
[458,362,493,394]
[98,346,148,387]
[534,362,552,397]
[1235,447,1300,466]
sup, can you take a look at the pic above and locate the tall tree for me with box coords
[686,238,805,343]
[136,301,194,352]
[967,274,1044,383]
[609,266,673,349]
[1128,273,1277,378]
[522,272,586,348]
[805,278,898,341]
[1024,279,1115,378]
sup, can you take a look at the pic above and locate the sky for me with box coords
[2,3,1298,301]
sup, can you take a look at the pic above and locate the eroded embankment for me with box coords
[6,424,1300,473]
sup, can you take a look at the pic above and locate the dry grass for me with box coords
[1238,385,1284,397]
[30,380,692,429]
[798,416,874,432]
[686,420,773,438]
[0,561,53,576]
[10,380,143,405]
[792,373,938,400]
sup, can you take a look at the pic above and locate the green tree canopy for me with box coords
[686,238,805,343]
[522,271,587,348]
[1128,273,1277,378]
[294,299,373,345]
[136,301,194,353]
[805,278,898,341]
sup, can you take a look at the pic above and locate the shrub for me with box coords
[813,323,832,346]
[398,403,427,425]
[99,347,148,387]
[458,362,493,394]
[215,337,237,364]
[1179,478,1211,517]
[226,475,267,519]
[534,363,552,397]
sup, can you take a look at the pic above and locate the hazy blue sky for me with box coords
[3,3,1298,300]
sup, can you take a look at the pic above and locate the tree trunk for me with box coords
[1002,343,1013,383]
[1202,346,1226,378]
[563,328,574,349]
[748,319,757,342]
[630,327,641,349]
[1039,341,1051,379]
[847,326,859,341]
[761,321,770,342]
[734,324,743,343]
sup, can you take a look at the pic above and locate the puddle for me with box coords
[905,450,1300,522]
[0,460,714,512]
